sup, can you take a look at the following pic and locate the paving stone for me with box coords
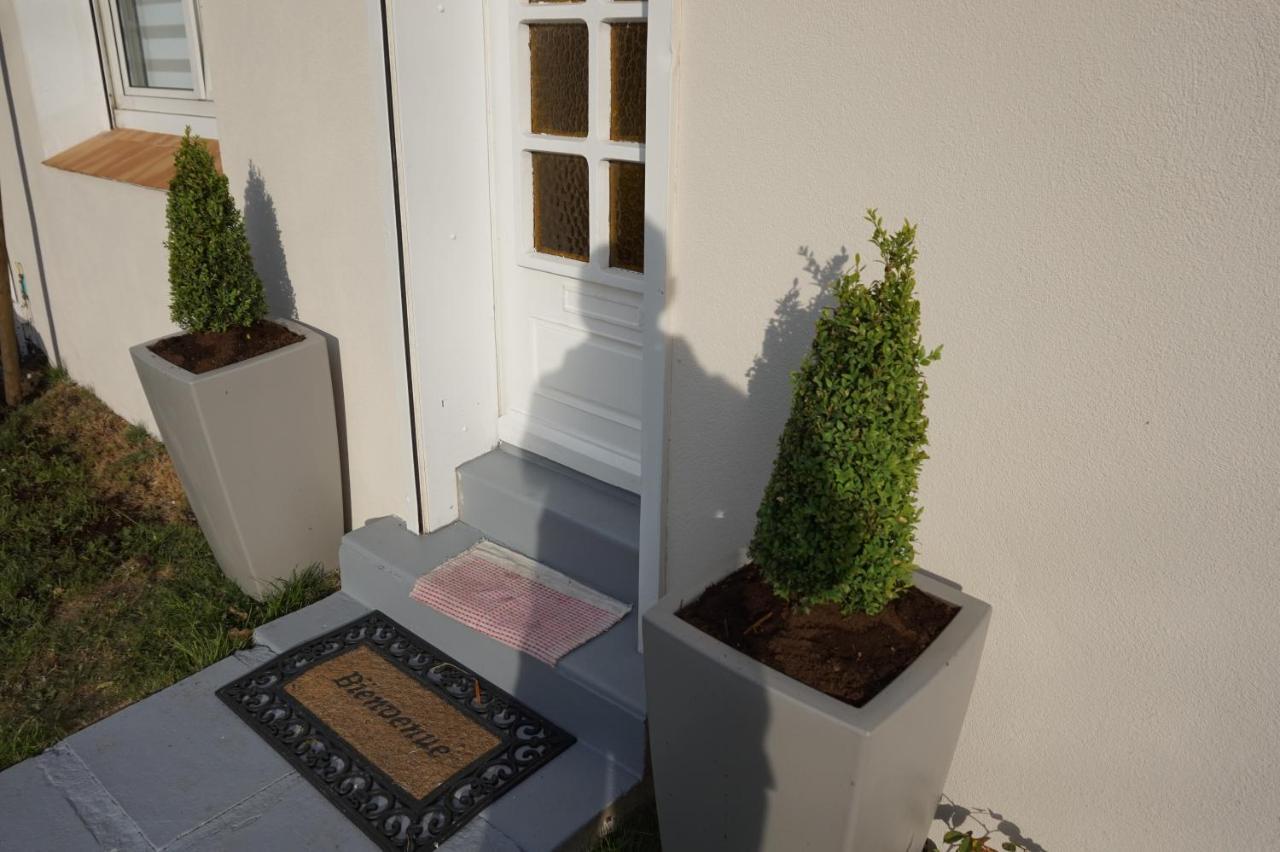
[479,743,641,852]
[253,591,370,654]
[165,772,374,851]
[164,770,521,852]
[65,654,294,849]
[0,755,118,852]
[442,814,525,852]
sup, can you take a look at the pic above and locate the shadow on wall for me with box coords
[501,220,819,848]
[243,164,351,530]
[243,162,298,320]
[483,219,1024,847]
[664,241,851,596]
[931,797,1046,852]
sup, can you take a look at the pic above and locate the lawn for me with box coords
[592,801,662,851]
[0,371,337,769]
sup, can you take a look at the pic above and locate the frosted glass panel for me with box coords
[610,23,647,143]
[115,0,193,90]
[609,161,644,272]
[529,23,589,137]
[533,152,589,262]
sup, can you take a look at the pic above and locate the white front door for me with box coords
[488,1,654,493]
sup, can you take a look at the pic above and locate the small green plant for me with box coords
[165,128,266,333]
[749,210,940,615]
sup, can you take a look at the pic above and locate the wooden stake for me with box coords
[0,186,23,407]
[744,610,774,635]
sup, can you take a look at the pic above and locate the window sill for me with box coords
[43,128,221,192]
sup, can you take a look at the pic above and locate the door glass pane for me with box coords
[609,161,644,272]
[529,23,589,137]
[533,152,589,262]
[610,23,646,143]
[115,0,193,90]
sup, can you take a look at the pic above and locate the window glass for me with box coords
[532,152,590,262]
[610,23,646,143]
[609,161,644,272]
[115,0,193,90]
[529,23,589,137]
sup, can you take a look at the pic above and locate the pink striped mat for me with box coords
[409,541,631,666]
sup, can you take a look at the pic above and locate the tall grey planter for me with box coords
[131,319,343,599]
[643,570,990,852]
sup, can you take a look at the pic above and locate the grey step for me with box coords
[339,516,647,777]
[458,446,639,605]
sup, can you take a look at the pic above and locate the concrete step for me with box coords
[457,446,640,606]
[339,516,647,779]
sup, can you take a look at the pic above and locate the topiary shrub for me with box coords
[165,128,266,333]
[749,210,942,615]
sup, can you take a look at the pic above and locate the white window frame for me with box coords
[93,0,217,137]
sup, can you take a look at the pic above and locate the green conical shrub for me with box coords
[749,210,942,615]
[165,128,266,333]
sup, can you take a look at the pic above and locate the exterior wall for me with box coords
[0,0,161,423]
[0,0,417,531]
[199,0,417,530]
[662,1,1280,848]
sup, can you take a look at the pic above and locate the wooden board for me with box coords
[44,129,221,191]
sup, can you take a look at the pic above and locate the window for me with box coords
[517,3,648,278]
[94,0,216,136]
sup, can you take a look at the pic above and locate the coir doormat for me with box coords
[216,611,575,850]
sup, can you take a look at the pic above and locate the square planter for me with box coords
[643,569,990,852]
[131,319,343,599]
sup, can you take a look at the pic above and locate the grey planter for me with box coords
[131,319,343,599]
[643,570,990,852]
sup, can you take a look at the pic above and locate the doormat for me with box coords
[216,611,575,851]
[410,541,631,666]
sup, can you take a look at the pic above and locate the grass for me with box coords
[591,801,662,852]
[0,373,338,770]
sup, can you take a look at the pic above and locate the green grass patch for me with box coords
[591,801,662,852]
[0,375,338,769]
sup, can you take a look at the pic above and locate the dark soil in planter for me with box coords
[678,565,959,707]
[149,320,303,374]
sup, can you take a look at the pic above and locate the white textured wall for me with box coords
[0,0,163,429]
[200,0,417,530]
[0,0,418,531]
[663,1,1280,847]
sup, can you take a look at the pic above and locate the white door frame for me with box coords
[386,0,672,625]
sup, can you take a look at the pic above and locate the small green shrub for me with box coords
[165,128,266,333]
[749,210,941,615]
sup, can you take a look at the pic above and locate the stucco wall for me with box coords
[199,0,417,530]
[663,1,1280,847]
[0,0,167,430]
[0,0,417,531]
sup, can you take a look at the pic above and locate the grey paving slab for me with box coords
[65,653,294,849]
[441,815,525,852]
[165,772,374,851]
[252,590,370,653]
[33,743,152,851]
[164,768,524,852]
[0,754,122,852]
[479,743,641,852]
